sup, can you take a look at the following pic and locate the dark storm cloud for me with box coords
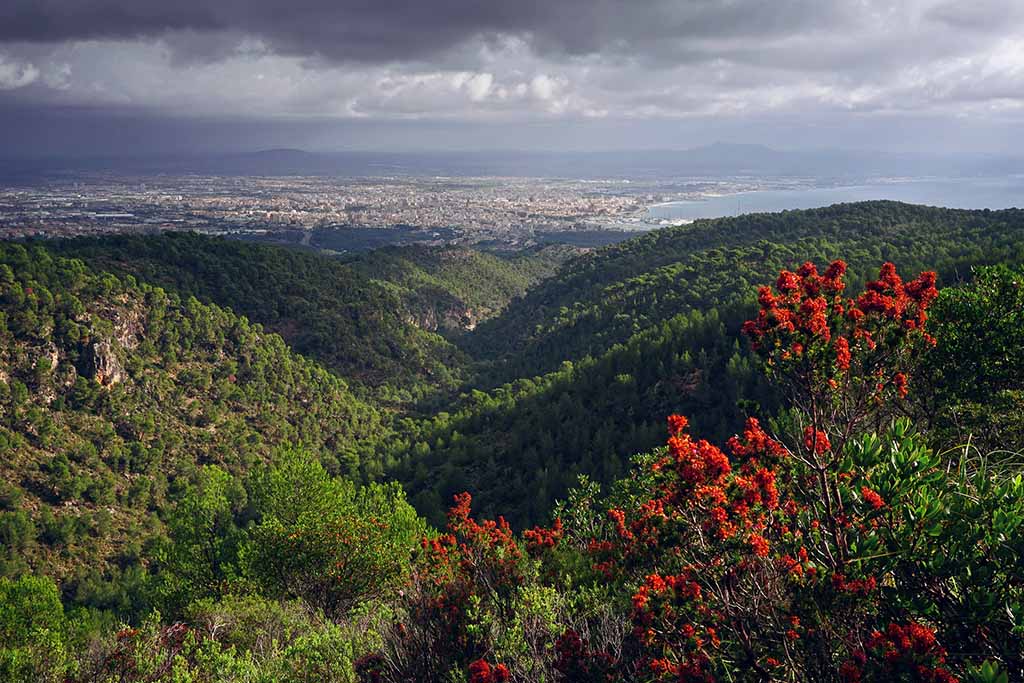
[1,3,220,43]
[0,0,1022,155]
[0,0,844,64]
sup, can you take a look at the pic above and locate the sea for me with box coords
[645,176,1024,222]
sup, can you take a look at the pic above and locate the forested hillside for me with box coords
[391,306,775,526]
[347,243,575,335]
[22,203,1024,532]
[0,242,393,601]
[50,235,571,402]
[469,202,1024,384]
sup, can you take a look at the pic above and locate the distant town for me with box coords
[0,173,789,250]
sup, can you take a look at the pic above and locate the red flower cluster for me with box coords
[523,518,564,556]
[802,426,831,455]
[647,656,715,683]
[632,571,702,612]
[855,265,939,348]
[743,260,848,348]
[438,492,522,583]
[834,335,851,371]
[840,622,957,683]
[668,413,690,435]
[661,429,732,489]
[608,508,633,541]
[893,372,909,398]
[595,416,816,680]
[726,417,787,460]
[631,570,716,682]
[468,659,511,683]
[743,261,938,407]
[860,486,885,510]
[831,573,878,596]
[585,377,970,682]
[374,493,529,683]
[857,264,938,328]
[437,503,518,585]
[748,533,770,557]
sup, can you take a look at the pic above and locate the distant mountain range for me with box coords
[3,143,1022,180]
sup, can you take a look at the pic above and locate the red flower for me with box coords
[608,508,634,542]
[824,259,847,284]
[776,270,801,293]
[905,271,939,307]
[838,660,862,683]
[877,262,903,290]
[696,485,727,505]
[524,518,563,555]
[797,261,819,278]
[861,486,885,510]
[749,533,770,557]
[834,336,851,372]
[468,659,510,683]
[799,296,830,339]
[667,414,689,436]
[728,417,787,459]
[802,426,831,455]
[863,622,954,682]
[893,372,908,398]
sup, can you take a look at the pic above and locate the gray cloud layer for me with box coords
[1,0,853,62]
[0,0,1023,153]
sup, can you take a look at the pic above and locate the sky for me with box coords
[1,0,1023,156]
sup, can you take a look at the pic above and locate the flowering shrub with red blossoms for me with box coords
[742,261,938,447]
[358,492,523,682]
[588,412,968,682]
[359,261,1022,683]
[847,622,958,683]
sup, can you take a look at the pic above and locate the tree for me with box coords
[920,265,1024,451]
[242,450,425,617]
[159,466,246,611]
[0,575,69,682]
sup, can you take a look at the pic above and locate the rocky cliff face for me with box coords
[74,297,144,387]
[84,296,143,387]
[404,303,482,334]
[81,339,125,386]
[112,301,145,350]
